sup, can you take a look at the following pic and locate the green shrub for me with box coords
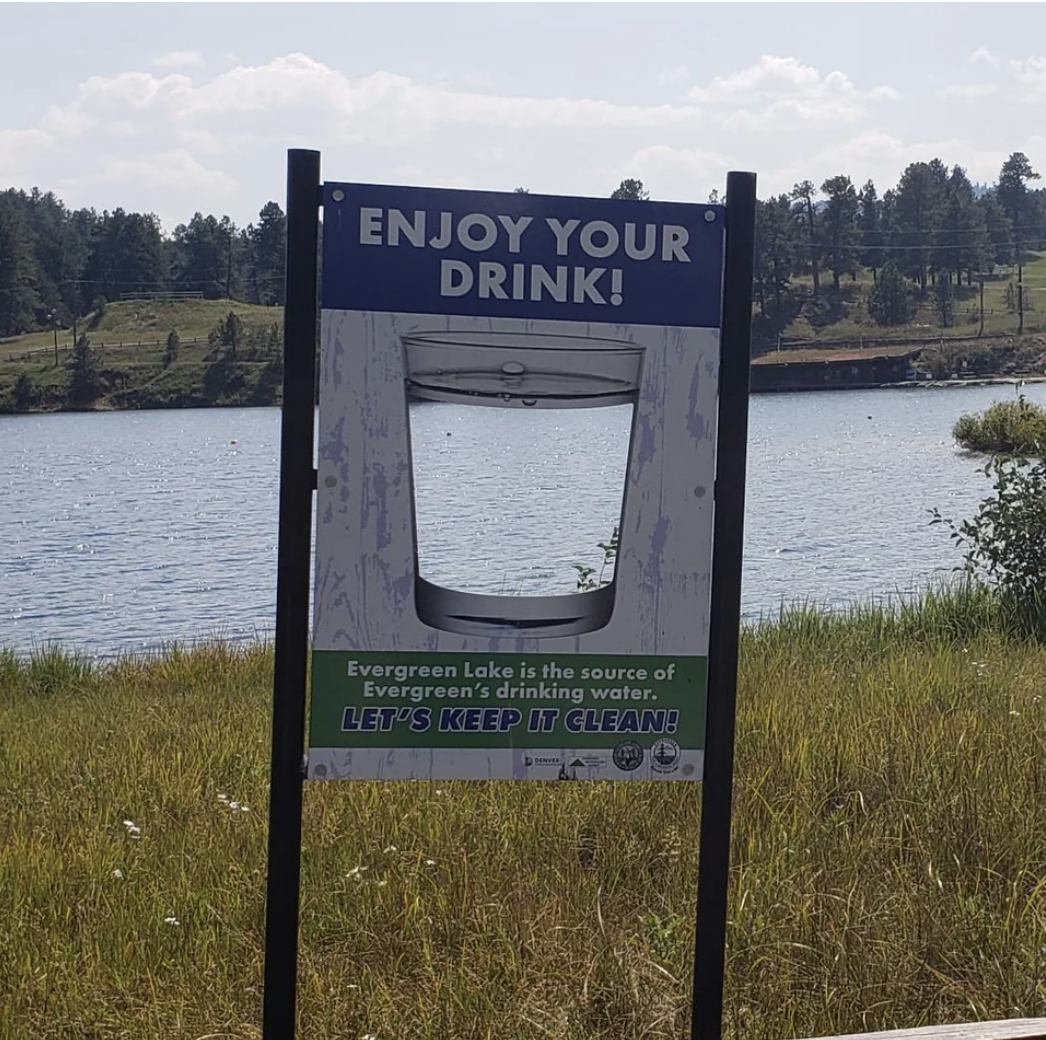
[208,312,244,359]
[66,333,100,405]
[932,455,1046,635]
[953,395,1046,455]
[163,329,180,367]
[13,372,36,411]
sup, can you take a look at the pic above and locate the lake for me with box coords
[2,381,1043,657]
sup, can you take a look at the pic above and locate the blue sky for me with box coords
[2,3,1045,228]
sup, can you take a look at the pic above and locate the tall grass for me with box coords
[2,596,1046,1039]
[953,396,1046,455]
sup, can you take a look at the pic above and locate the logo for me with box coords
[524,755,562,767]
[612,740,644,772]
[650,738,681,773]
[557,755,608,780]
[568,755,606,769]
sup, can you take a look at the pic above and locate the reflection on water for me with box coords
[1,382,1043,656]
[409,401,633,595]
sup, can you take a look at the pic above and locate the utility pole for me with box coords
[1017,262,1024,334]
[978,277,985,338]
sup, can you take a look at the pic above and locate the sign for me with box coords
[263,153,754,1040]
[309,183,726,781]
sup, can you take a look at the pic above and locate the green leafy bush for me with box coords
[953,395,1046,455]
[932,455,1046,634]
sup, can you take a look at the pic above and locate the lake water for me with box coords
[2,381,1043,657]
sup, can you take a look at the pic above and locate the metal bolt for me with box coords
[331,189,345,202]
[704,210,717,222]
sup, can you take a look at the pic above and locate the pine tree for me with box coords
[868,261,914,326]
[790,180,822,297]
[938,166,989,285]
[933,274,955,327]
[67,333,100,404]
[820,175,860,290]
[754,195,799,338]
[248,202,286,306]
[609,178,649,201]
[998,152,1041,332]
[890,161,945,293]
[0,195,40,337]
[857,180,885,280]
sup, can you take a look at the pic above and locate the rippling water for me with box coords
[2,381,1043,657]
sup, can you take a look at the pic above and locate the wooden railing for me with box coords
[800,1019,1046,1040]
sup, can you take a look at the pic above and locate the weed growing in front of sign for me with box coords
[573,526,619,591]
[2,597,1046,1039]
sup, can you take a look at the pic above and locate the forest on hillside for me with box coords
[1,151,1044,348]
[0,195,287,339]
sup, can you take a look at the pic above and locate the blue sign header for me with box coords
[322,183,724,328]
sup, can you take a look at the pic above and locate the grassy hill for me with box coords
[3,263,1046,415]
[769,251,1046,347]
[0,299,285,412]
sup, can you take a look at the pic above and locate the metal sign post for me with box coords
[262,148,320,1040]
[261,150,756,1040]
[691,170,758,1040]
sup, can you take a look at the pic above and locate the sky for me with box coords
[2,2,1046,230]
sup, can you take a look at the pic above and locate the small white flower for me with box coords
[122,820,141,838]
[229,801,240,810]
[164,915,180,926]
[240,805,250,813]
[1010,710,1021,716]
[362,1033,377,1040]
[425,859,436,867]
[217,793,229,803]
[112,869,123,879]
[383,845,397,854]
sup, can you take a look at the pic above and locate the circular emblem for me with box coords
[650,738,681,773]
[613,740,644,772]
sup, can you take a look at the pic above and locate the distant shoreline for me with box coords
[753,374,1046,395]
[2,373,1045,417]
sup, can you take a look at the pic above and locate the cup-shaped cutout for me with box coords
[404,331,639,638]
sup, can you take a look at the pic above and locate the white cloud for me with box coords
[934,83,999,100]
[761,130,1046,197]
[32,54,701,162]
[969,47,1000,68]
[686,55,898,128]
[1009,56,1046,102]
[6,48,1038,227]
[169,54,701,134]
[0,127,54,177]
[89,149,238,193]
[152,50,204,69]
[607,144,737,202]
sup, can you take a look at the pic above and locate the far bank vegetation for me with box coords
[953,396,1046,455]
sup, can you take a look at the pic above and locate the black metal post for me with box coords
[262,148,321,1040]
[690,170,757,1040]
